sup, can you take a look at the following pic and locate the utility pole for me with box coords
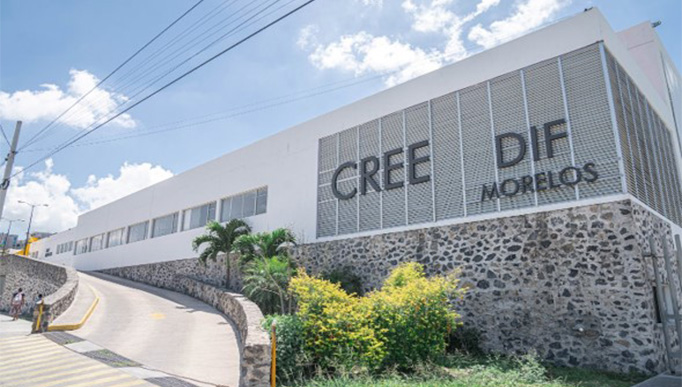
[19,201,48,256]
[0,121,22,222]
[1,218,23,256]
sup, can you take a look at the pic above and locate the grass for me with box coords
[289,353,647,387]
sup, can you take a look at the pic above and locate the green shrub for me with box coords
[243,255,296,315]
[322,266,365,296]
[262,314,308,383]
[366,263,464,369]
[289,262,466,373]
[289,272,386,370]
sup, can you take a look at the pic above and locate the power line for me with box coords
[18,0,207,152]
[30,0,295,157]
[27,0,285,151]
[0,124,11,147]
[21,72,385,152]
[12,0,318,178]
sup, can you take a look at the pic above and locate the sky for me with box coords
[0,0,680,239]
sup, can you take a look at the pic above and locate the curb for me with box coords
[48,284,100,331]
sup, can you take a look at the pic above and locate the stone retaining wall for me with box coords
[101,266,270,387]
[99,199,681,376]
[293,199,681,375]
[0,254,78,331]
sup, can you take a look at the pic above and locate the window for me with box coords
[220,187,268,222]
[90,234,105,252]
[107,228,125,248]
[256,187,267,215]
[152,213,178,238]
[45,248,52,258]
[56,242,73,255]
[127,221,149,243]
[74,238,89,255]
[182,202,216,231]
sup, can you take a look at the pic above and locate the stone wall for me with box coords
[293,199,681,375]
[101,266,270,387]
[99,199,681,375]
[0,254,78,331]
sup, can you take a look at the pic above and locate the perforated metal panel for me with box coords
[491,72,535,210]
[461,83,497,215]
[381,112,407,228]
[315,42,682,238]
[358,120,381,231]
[432,92,464,220]
[405,102,433,224]
[561,45,620,200]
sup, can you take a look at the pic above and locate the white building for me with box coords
[30,8,682,375]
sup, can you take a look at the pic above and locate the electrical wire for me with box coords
[17,0,206,152]
[11,0,318,178]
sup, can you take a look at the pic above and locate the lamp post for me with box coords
[18,201,48,256]
[1,218,23,256]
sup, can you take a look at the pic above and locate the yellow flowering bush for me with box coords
[289,272,385,369]
[289,262,465,371]
[366,262,464,368]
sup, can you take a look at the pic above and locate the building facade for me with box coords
[32,9,682,374]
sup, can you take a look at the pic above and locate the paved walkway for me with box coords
[71,272,240,387]
[0,315,154,387]
[632,373,682,387]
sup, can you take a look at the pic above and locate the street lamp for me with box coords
[1,217,24,256]
[18,200,48,256]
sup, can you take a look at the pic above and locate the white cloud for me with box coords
[0,69,135,129]
[72,162,173,210]
[468,0,569,49]
[309,32,444,87]
[3,160,172,236]
[301,0,504,86]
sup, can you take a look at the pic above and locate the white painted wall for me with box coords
[32,8,682,271]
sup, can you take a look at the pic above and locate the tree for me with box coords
[232,228,296,266]
[233,228,297,314]
[192,219,251,289]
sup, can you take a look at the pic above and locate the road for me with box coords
[0,315,154,387]
[71,272,240,387]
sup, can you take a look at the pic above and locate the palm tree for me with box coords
[232,228,296,266]
[242,255,295,314]
[233,228,297,314]
[192,219,251,289]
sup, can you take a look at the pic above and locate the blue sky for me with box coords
[0,0,680,237]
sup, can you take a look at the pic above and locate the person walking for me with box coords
[10,288,25,320]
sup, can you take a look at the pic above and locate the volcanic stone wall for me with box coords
[294,199,681,374]
[100,199,680,375]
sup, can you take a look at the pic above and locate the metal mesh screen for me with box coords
[313,42,681,238]
[432,92,464,220]
[461,83,497,215]
[405,102,434,224]
[381,112,407,228]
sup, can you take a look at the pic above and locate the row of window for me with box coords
[60,187,268,256]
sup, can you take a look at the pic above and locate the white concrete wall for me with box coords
[33,8,682,271]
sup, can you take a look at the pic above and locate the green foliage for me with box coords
[365,262,464,369]
[263,314,308,384]
[322,266,364,296]
[243,255,296,314]
[192,219,250,288]
[233,228,296,266]
[291,353,647,387]
[289,271,385,370]
[289,262,465,373]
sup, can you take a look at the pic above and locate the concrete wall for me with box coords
[0,255,78,330]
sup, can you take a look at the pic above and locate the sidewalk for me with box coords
[50,281,98,329]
